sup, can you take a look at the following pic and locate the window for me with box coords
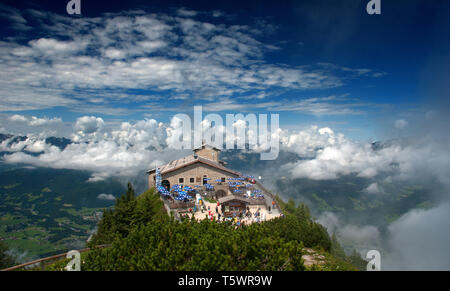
[179,177,184,183]
[196,177,201,182]
[190,177,195,183]
[221,177,226,182]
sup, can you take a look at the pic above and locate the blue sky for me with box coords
[0,0,449,141]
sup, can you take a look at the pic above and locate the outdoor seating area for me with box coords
[227,177,265,200]
[180,198,281,226]
[149,145,281,223]
[156,169,269,213]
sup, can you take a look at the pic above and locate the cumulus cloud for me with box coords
[280,126,342,158]
[28,116,62,126]
[277,125,450,186]
[0,114,68,137]
[72,116,105,142]
[0,134,53,153]
[8,114,62,127]
[280,127,390,180]
[4,112,447,189]
[97,193,116,201]
[1,115,190,182]
[9,114,28,123]
[365,182,382,194]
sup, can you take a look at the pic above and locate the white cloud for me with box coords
[23,139,48,152]
[201,95,374,116]
[279,125,450,184]
[97,193,116,200]
[385,203,450,270]
[0,6,382,113]
[1,116,189,181]
[9,114,28,123]
[28,116,62,126]
[29,38,86,55]
[0,135,52,153]
[3,112,449,189]
[365,182,382,194]
[103,48,126,59]
[8,114,62,126]
[280,125,342,158]
[74,116,104,134]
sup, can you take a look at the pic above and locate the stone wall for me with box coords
[160,162,238,191]
[194,147,219,162]
[148,162,239,195]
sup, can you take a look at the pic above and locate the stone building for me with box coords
[147,145,240,199]
[147,144,282,220]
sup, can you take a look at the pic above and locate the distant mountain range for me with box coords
[0,133,72,151]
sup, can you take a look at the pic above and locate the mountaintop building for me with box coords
[147,144,281,220]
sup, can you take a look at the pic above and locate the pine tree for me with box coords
[0,241,15,269]
[330,232,346,259]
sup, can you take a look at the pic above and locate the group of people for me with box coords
[184,200,273,226]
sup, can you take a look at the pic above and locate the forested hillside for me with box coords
[71,184,364,271]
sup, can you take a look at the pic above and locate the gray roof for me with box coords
[193,143,221,151]
[218,195,254,204]
[147,154,240,176]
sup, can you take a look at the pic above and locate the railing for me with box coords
[167,201,195,209]
[254,180,283,214]
[222,193,266,205]
[1,244,111,271]
[159,196,181,221]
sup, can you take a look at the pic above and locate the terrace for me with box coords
[156,171,282,224]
